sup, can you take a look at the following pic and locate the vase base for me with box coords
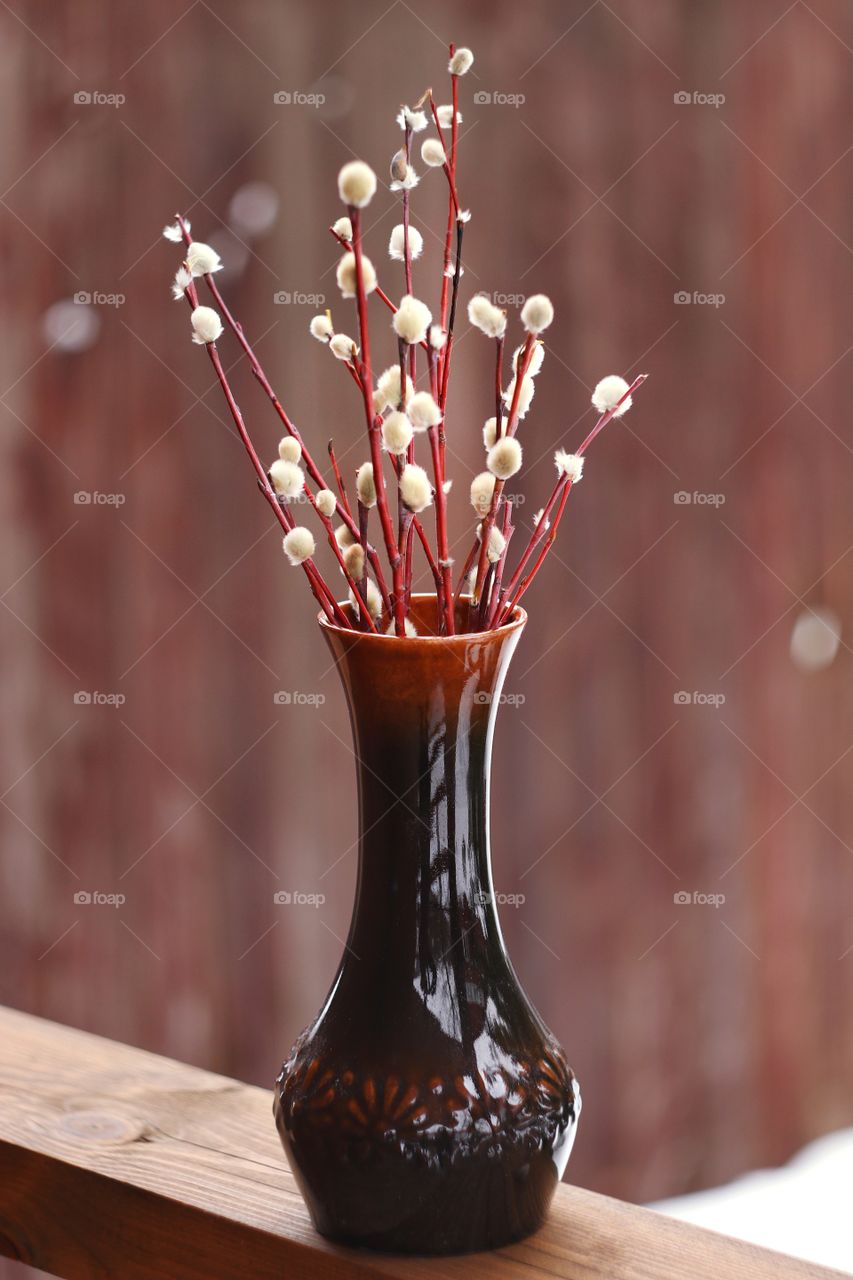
[275,1040,581,1255]
[301,1147,566,1255]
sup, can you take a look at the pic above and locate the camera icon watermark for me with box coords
[273,291,326,306]
[73,490,126,506]
[273,691,326,706]
[473,90,526,108]
[273,890,325,907]
[73,90,126,108]
[74,890,127,907]
[475,890,526,907]
[73,690,126,707]
[272,90,325,108]
[673,490,726,507]
[74,290,125,307]
[674,890,726,908]
[474,691,526,707]
[674,290,726,307]
[673,690,726,708]
[673,90,725,109]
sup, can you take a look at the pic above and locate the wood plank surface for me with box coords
[0,1007,844,1280]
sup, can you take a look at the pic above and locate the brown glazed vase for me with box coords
[274,596,580,1254]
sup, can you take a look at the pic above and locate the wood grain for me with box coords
[0,1007,843,1280]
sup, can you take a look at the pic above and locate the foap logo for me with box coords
[74,890,126,907]
[73,290,125,308]
[673,490,725,507]
[73,691,126,707]
[491,292,526,307]
[273,291,326,306]
[473,90,526,108]
[674,290,726,308]
[73,491,126,506]
[673,690,726,708]
[673,90,725,109]
[674,890,726,909]
[273,890,325,907]
[272,90,325,108]
[273,690,326,706]
[474,691,526,706]
[73,90,126,108]
[475,890,526,908]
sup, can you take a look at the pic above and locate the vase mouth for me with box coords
[318,593,526,644]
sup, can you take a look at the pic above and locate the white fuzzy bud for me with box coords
[329,333,357,361]
[487,436,522,480]
[171,266,192,301]
[375,365,413,411]
[338,160,377,208]
[476,523,506,563]
[349,578,382,619]
[397,106,428,132]
[381,411,414,455]
[392,294,432,345]
[521,293,554,334]
[385,617,418,636]
[449,47,474,75]
[162,220,188,243]
[483,417,499,449]
[186,241,223,277]
[515,340,545,376]
[336,251,377,299]
[278,436,302,464]
[437,104,462,128]
[269,459,305,499]
[470,471,496,517]
[468,295,507,339]
[389,224,424,262]
[334,524,355,549]
[429,325,447,350]
[421,138,446,168]
[554,450,584,483]
[533,507,551,532]
[343,542,365,580]
[390,163,419,192]
[503,374,535,419]
[309,314,333,341]
[332,216,352,241]
[316,489,337,518]
[282,527,315,566]
[399,463,433,512]
[592,375,632,416]
[356,461,377,508]
[190,305,223,345]
[408,391,442,432]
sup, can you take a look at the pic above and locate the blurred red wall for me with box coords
[0,1,851,1246]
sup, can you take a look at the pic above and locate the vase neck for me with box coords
[320,601,525,1020]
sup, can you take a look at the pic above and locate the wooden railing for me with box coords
[0,1007,843,1279]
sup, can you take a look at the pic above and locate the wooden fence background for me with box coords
[0,4,850,1266]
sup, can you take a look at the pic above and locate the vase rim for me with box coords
[318,592,527,644]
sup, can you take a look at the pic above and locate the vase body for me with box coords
[274,596,580,1254]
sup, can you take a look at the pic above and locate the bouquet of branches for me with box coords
[163,43,645,638]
